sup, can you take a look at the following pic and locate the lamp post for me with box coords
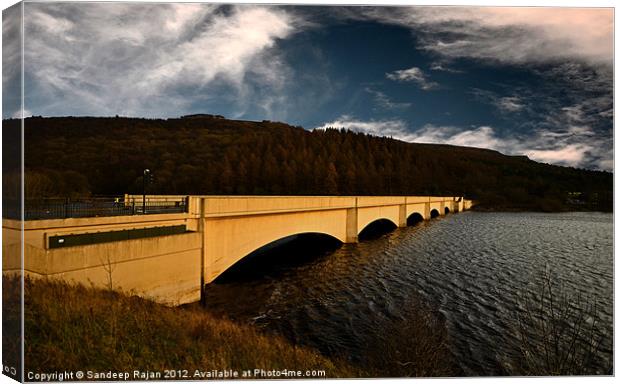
[143,168,150,214]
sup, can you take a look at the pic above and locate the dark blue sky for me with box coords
[3,3,613,170]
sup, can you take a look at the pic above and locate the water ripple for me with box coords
[202,211,613,376]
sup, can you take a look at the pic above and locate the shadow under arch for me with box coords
[212,232,343,283]
[444,207,450,214]
[407,212,424,226]
[430,209,440,219]
[358,218,398,241]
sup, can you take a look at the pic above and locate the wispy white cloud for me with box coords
[347,6,612,171]
[470,88,525,113]
[365,88,411,110]
[497,97,524,112]
[137,7,293,91]
[314,115,413,140]
[364,7,613,67]
[23,3,299,117]
[315,116,501,147]
[164,3,209,33]
[526,144,594,166]
[417,120,610,170]
[429,62,464,73]
[385,67,438,90]
[3,4,23,118]
[410,125,514,150]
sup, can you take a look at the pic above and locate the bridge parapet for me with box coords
[199,196,357,217]
[5,195,473,305]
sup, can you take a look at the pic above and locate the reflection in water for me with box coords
[201,212,613,376]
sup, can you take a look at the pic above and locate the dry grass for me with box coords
[3,275,22,381]
[12,276,459,378]
[16,276,361,378]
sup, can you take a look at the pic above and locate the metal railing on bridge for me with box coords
[2,196,188,220]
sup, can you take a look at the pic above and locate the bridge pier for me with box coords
[398,204,407,227]
[346,207,358,243]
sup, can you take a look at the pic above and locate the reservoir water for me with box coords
[201,211,613,376]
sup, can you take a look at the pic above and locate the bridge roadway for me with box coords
[3,195,473,305]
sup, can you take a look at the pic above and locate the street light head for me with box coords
[144,169,150,174]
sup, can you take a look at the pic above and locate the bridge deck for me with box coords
[3,195,473,305]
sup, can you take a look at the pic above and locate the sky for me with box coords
[2,2,614,171]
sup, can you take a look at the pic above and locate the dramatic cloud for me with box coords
[10,4,612,172]
[365,7,613,67]
[409,124,604,169]
[23,3,298,117]
[385,67,438,90]
[345,6,612,171]
[3,4,22,118]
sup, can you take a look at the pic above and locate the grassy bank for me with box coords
[12,270,607,377]
[12,277,361,378]
[9,276,459,379]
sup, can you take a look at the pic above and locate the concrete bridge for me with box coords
[3,195,473,305]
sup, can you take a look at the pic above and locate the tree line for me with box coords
[2,116,612,211]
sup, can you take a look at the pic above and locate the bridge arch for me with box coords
[407,212,424,226]
[213,232,342,282]
[356,204,401,237]
[203,209,349,283]
[358,218,398,240]
[444,207,450,214]
[203,197,465,284]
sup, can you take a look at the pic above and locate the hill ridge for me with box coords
[2,116,611,211]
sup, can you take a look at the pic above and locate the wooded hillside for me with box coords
[2,116,612,211]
